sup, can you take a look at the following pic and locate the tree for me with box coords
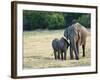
[23,11,32,30]
[23,10,91,30]
[46,13,65,29]
[30,11,48,29]
[77,14,91,28]
[63,13,82,27]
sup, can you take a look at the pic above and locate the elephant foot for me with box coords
[76,57,79,60]
[64,58,66,60]
[63,57,66,60]
[58,56,60,59]
[55,58,57,60]
[70,57,74,60]
[60,58,66,60]
[82,55,85,57]
[61,58,63,60]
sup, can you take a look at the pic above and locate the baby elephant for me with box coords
[52,37,70,60]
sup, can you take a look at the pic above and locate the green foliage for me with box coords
[23,11,48,30]
[23,11,32,30]
[63,13,82,27]
[46,13,65,29]
[23,10,91,30]
[77,14,91,28]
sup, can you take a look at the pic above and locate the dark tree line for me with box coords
[23,10,91,30]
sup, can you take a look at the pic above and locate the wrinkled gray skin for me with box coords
[64,22,88,60]
[52,37,70,60]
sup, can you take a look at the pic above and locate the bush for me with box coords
[77,14,91,28]
[46,13,65,30]
[23,10,91,30]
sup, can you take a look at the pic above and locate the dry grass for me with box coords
[23,29,91,69]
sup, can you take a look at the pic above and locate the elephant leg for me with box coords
[64,51,66,60]
[54,51,57,60]
[76,42,79,55]
[71,39,79,60]
[74,46,79,60]
[58,50,60,59]
[61,52,63,60]
[70,45,74,60]
[82,44,85,57]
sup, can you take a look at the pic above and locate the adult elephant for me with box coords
[64,22,89,60]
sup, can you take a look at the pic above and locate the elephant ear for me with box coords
[62,36,70,44]
[64,27,71,39]
[66,40,70,47]
[64,28,68,38]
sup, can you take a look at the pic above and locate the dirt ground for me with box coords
[23,30,91,69]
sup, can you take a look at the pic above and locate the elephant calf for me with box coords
[52,37,70,60]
